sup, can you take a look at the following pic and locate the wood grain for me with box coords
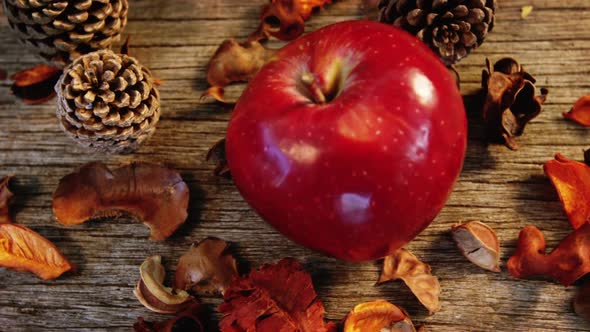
[1,0,590,331]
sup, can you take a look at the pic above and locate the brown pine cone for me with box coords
[55,49,160,154]
[3,0,128,66]
[378,0,497,65]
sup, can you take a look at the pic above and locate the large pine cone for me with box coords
[379,0,497,65]
[3,0,128,66]
[55,49,160,154]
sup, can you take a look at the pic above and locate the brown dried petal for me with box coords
[574,284,590,322]
[133,255,196,314]
[52,162,189,240]
[0,176,15,224]
[174,237,238,294]
[451,221,500,272]
[377,249,441,314]
[343,300,416,332]
[10,64,62,104]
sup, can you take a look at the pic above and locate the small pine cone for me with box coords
[3,0,128,66]
[378,0,497,65]
[55,49,160,154]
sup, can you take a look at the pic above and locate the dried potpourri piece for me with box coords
[52,162,189,240]
[203,39,277,103]
[134,303,205,332]
[206,139,230,177]
[574,284,590,322]
[544,153,590,230]
[0,176,15,224]
[564,95,590,127]
[343,300,419,332]
[0,223,73,280]
[507,223,590,286]
[451,221,501,272]
[219,258,336,332]
[10,64,61,104]
[174,237,239,294]
[251,0,334,41]
[134,256,197,314]
[377,249,440,314]
[481,57,548,150]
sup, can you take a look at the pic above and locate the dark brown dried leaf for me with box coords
[10,64,61,104]
[0,176,15,224]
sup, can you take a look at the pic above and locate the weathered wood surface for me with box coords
[1,0,590,331]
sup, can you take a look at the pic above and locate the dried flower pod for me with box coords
[451,221,500,272]
[343,300,417,332]
[0,176,15,224]
[55,49,161,154]
[564,95,590,127]
[574,285,590,322]
[481,57,548,150]
[134,256,197,314]
[174,237,239,294]
[3,0,128,66]
[377,248,440,314]
[507,224,590,286]
[52,162,189,241]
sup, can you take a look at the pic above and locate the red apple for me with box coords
[225,20,467,262]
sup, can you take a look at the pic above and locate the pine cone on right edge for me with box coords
[378,0,497,65]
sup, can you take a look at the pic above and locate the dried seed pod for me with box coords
[134,256,197,314]
[343,300,417,332]
[3,0,128,66]
[451,221,500,272]
[55,49,160,154]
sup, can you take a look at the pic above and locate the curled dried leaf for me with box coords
[219,258,336,332]
[10,64,61,104]
[574,284,590,322]
[0,176,15,224]
[544,153,590,230]
[451,221,501,272]
[174,237,238,294]
[203,39,277,103]
[377,249,440,315]
[0,223,73,280]
[481,57,548,150]
[251,0,334,41]
[134,303,205,332]
[206,139,230,177]
[52,162,189,241]
[564,95,590,127]
[507,223,590,286]
[343,300,417,332]
[134,256,196,314]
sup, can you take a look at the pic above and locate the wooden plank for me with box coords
[1,0,590,331]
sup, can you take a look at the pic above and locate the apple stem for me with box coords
[301,72,326,104]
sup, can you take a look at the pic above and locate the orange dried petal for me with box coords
[0,224,73,280]
[343,300,410,332]
[564,95,590,126]
[543,153,590,229]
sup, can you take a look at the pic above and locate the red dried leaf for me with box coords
[10,64,61,104]
[52,162,189,240]
[134,303,205,332]
[507,223,590,286]
[564,95,590,126]
[219,258,336,332]
[0,176,15,224]
[544,153,590,230]
[0,223,73,280]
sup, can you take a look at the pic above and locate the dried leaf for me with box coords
[134,256,197,314]
[521,5,533,19]
[544,153,590,230]
[219,258,336,332]
[0,176,15,224]
[206,139,230,177]
[203,39,277,103]
[481,58,548,150]
[507,223,590,286]
[52,162,189,241]
[251,0,334,41]
[174,237,238,294]
[0,223,73,280]
[564,95,590,127]
[574,284,590,322]
[343,300,417,332]
[451,221,501,272]
[134,303,204,332]
[377,249,440,314]
[10,64,61,104]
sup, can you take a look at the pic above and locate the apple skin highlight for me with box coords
[226,21,467,262]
